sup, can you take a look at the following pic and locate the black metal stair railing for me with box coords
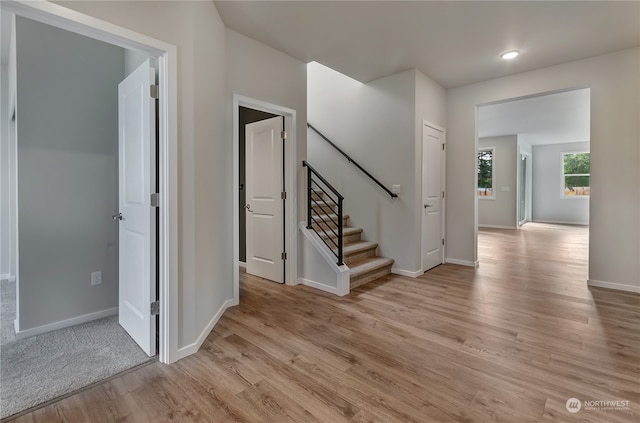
[302,161,344,266]
[307,123,398,199]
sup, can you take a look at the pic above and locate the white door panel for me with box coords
[246,117,283,283]
[118,59,156,356]
[422,124,445,272]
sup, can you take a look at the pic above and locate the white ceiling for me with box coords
[478,88,590,146]
[215,1,640,88]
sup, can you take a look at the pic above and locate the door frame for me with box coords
[421,120,446,272]
[233,95,297,301]
[517,150,532,226]
[1,0,179,364]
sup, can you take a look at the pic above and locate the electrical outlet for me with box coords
[91,271,102,286]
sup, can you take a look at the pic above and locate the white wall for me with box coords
[446,48,639,290]
[532,141,590,225]
[478,136,517,228]
[16,17,124,330]
[309,64,446,274]
[57,1,231,351]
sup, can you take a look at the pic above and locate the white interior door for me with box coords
[117,59,156,356]
[422,123,445,272]
[245,117,284,283]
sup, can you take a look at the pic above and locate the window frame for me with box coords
[561,151,590,199]
[477,147,496,200]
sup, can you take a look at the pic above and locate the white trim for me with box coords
[14,307,118,340]
[391,268,423,278]
[0,274,16,282]
[176,298,236,360]
[2,0,179,364]
[532,219,589,226]
[478,224,517,230]
[588,279,640,294]
[233,95,298,303]
[299,222,350,296]
[445,258,479,267]
[298,278,341,295]
[238,261,247,269]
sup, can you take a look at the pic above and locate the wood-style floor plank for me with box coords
[5,223,639,422]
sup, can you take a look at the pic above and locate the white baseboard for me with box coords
[478,224,516,230]
[532,219,589,226]
[298,277,344,296]
[15,307,119,340]
[445,258,479,268]
[0,274,16,282]
[238,261,246,269]
[177,298,236,360]
[391,267,423,278]
[588,279,640,293]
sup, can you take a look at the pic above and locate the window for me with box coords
[563,152,590,197]
[477,148,494,199]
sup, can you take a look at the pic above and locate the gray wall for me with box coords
[16,17,124,330]
[532,141,590,225]
[478,136,517,228]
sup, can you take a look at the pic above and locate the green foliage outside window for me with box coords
[477,149,493,197]
[563,152,590,197]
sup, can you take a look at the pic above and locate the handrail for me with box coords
[307,123,398,199]
[303,161,344,265]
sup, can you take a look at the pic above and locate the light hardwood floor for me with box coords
[7,223,639,422]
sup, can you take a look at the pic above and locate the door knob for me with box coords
[245,204,253,213]
[112,212,124,221]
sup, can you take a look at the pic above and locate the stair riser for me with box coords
[322,231,362,246]
[311,203,337,215]
[344,247,377,266]
[311,217,349,232]
[350,264,392,289]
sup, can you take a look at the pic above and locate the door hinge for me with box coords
[151,301,159,316]
[281,252,287,260]
[150,84,159,99]
[151,193,160,207]
[281,130,287,140]
[442,144,445,151]
[442,239,445,246]
[442,191,445,199]
[281,191,287,200]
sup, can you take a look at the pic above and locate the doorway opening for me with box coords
[232,95,297,302]
[476,88,590,279]
[0,14,172,418]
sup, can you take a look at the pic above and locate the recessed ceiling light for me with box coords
[501,50,520,60]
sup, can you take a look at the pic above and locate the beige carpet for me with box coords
[0,314,153,419]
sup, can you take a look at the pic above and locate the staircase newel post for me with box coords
[337,197,344,266]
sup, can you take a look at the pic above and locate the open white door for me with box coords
[422,123,445,272]
[245,116,284,283]
[117,59,156,356]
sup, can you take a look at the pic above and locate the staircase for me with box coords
[311,190,394,289]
